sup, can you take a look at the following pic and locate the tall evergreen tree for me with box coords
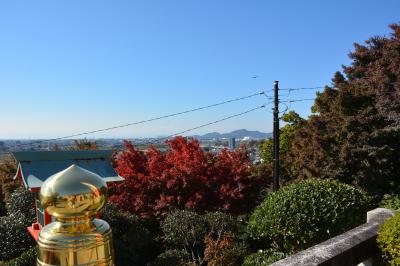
[289,23,400,199]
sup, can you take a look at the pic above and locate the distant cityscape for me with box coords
[0,129,271,163]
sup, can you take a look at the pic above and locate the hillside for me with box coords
[193,129,271,140]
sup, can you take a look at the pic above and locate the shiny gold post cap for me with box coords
[40,164,107,219]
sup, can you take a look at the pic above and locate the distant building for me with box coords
[228,137,236,150]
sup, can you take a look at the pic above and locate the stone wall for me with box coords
[271,208,396,266]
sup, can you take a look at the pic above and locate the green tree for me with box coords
[259,111,304,182]
[289,23,400,200]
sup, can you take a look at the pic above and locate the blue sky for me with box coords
[0,0,399,139]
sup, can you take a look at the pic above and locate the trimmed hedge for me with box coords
[377,212,400,265]
[248,179,369,252]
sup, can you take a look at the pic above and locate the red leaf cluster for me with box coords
[109,136,267,220]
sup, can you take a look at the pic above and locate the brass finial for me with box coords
[37,164,114,265]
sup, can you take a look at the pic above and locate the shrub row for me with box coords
[0,179,372,266]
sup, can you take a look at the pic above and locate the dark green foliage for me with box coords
[0,214,35,261]
[242,249,287,266]
[377,212,400,265]
[248,179,369,252]
[5,247,37,266]
[204,212,237,240]
[147,249,189,266]
[5,189,35,222]
[0,189,36,261]
[380,195,400,210]
[289,24,400,199]
[0,186,6,216]
[161,210,207,265]
[100,202,154,266]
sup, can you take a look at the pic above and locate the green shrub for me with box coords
[100,202,154,266]
[147,249,189,266]
[161,210,207,265]
[0,214,35,261]
[204,212,238,239]
[242,249,287,266]
[0,189,36,261]
[248,179,369,252]
[161,210,247,265]
[377,212,400,265]
[0,186,6,217]
[5,189,35,223]
[380,195,400,210]
[5,247,37,266]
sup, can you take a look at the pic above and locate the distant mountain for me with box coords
[193,129,271,140]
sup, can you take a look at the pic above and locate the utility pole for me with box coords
[273,81,280,191]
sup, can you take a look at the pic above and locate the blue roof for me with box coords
[12,150,121,189]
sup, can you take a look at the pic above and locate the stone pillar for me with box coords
[37,164,114,266]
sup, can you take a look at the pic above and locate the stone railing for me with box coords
[271,208,396,266]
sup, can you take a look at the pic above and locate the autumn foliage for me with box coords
[110,137,268,220]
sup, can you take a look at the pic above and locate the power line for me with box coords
[2,91,265,151]
[279,86,324,91]
[280,98,315,103]
[164,105,266,139]
[0,104,267,155]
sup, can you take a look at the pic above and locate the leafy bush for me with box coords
[100,202,154,266]
[380,195,400,210]
[161,209,207,264]
[204,212,237,239]
[161,210,247,265]
[0,214,35,261]
[248,179,369,252]
[377,212,400,265]
[147,249,189,266]
[242,249,287,266]
[5,247,37,266]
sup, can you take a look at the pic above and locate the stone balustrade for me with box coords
[271,208,396,266]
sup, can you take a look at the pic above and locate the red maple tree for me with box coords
[109,137,268,220]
